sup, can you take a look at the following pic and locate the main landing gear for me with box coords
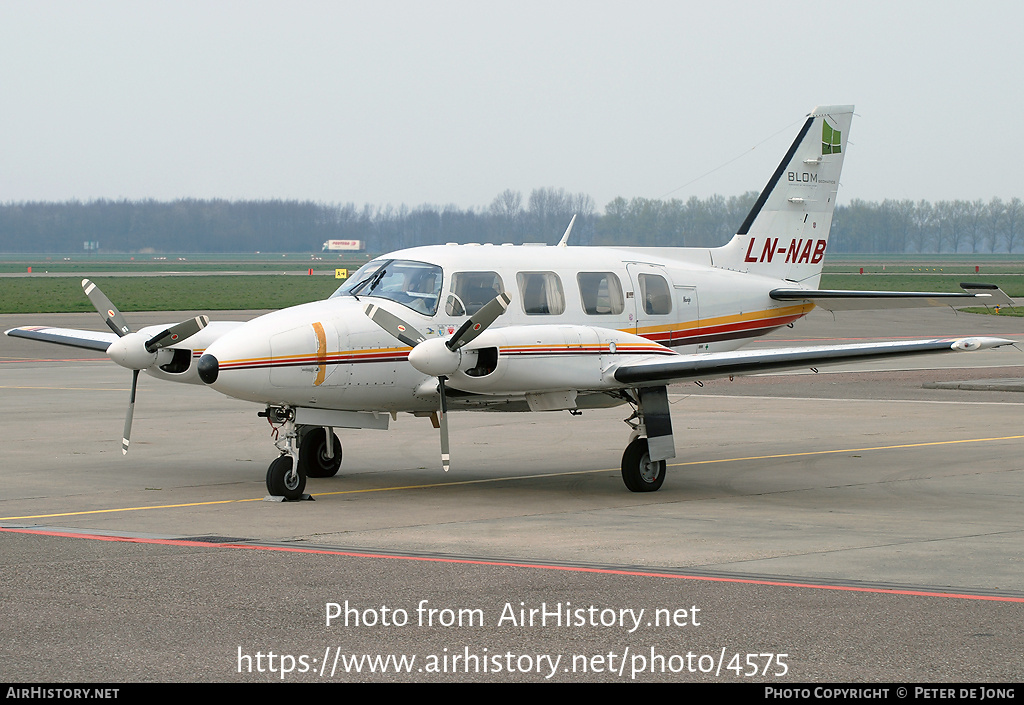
[260,406,343,500]
[620,386,675,493]
[298,426,343,478]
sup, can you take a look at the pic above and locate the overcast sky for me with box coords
[2,1,1022,212]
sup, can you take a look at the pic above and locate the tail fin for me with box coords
[713,105,854,285]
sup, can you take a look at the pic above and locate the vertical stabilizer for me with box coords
[713,105,853,285]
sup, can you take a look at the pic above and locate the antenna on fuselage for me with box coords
[556,214,577,247]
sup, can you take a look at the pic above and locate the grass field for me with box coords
[818,273,1024,295]
[0,275,342,313]
[0,255,1021,315]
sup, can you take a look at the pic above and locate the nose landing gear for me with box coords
[261,407,306,501]
[260,406,344,500]
[266,454,305,500]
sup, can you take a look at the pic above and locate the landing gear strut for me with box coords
[261,406,307,500]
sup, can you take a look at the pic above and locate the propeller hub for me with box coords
[407,338,461,377]
[197,354,220,384]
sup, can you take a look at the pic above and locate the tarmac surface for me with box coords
[1,307,1023,683]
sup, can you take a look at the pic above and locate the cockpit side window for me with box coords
[445,271,505,316]
[331,259,443,315]
[517,272,565,315]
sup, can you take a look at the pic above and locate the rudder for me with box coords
[713,105,854,286]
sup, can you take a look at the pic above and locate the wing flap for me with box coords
[612,337,1015,385]
[4,326,118,352]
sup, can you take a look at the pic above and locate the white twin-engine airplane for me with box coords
[7,105,1016,498]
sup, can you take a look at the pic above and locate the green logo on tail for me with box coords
[822,120,841,155]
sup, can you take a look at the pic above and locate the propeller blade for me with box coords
[438,375,450,472]
[145,315,210,353]
[363,294,508,474]
[82,279,132,337]
[447,292,511,351]
[364,304,426,348]
[122,369,139,455]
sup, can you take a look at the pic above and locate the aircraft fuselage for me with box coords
[196,243,813,413]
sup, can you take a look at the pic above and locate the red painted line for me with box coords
[3,526,1021,603]
[0,357,107,363]
[220,351,411,371]
[501,348,671,358]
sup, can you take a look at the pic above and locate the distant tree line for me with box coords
[0,192,1021,254]
[829,198,1024,254]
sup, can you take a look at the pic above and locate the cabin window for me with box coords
[517,272,565,315]
[638,273,672,315]
[578,272,625,315]
[445,271,505,316]
[331,259,442,315]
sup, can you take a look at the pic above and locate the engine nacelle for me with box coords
[446,325,673,394]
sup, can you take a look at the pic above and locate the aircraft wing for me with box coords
[770,283,1014,311]
[610,337,1015,386]
[5,325,118,352]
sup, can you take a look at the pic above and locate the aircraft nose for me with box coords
[197,353,219,384]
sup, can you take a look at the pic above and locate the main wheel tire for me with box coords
[299,427,343,478]
[621,437,666,492]
[266,454,306,500]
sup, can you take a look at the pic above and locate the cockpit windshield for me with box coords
[331,259,443,315]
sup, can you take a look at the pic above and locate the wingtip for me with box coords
[951,336,1017,351]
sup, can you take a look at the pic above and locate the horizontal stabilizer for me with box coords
[959,282,1016,305]
[770,283,1014,311]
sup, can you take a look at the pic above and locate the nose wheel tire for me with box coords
[266,454,306,500]
[621,437,666,492]
[299,427,343,478]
